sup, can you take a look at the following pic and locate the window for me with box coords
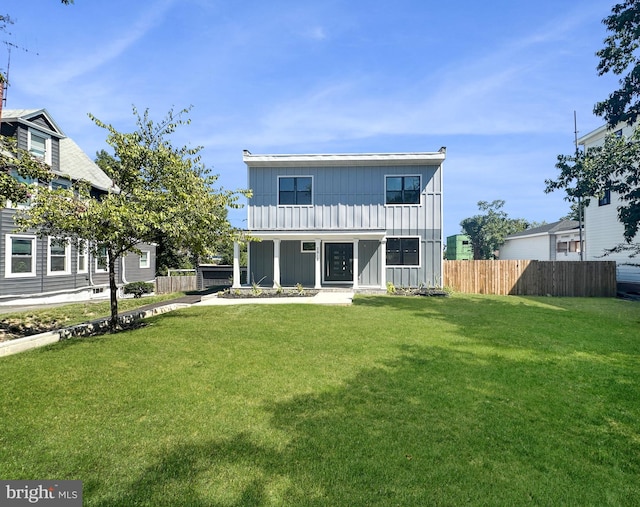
[386,237,420,266]
[386,176,421,204]
[77,240,88,274]
[48,238,70,275]
[301,241,316,253]
[139,251,150,269]
[51,180,71,190]
[5,235,36,277]
[95,246,108,273]
[28,130,51,165]
[556,241,568,254]
[8,170,36,208]
[598,189,611,206]
[278,176,312,205]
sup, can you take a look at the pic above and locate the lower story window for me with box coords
[49,238,70,275]
[139,251,150,269]
[386,237,420,266]
[6,235,36,277]
[95,246,108,272]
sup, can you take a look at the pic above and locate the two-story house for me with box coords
[232,149,445,291]
[0,109,156,304]
[578,123,640,291]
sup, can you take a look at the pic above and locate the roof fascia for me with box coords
[243,151,446,168]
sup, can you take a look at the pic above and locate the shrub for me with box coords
[123,281,155,298]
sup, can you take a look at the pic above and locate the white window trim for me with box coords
[77,240,89,274]
[139,251,150,269]
[47,237,71,276]
[5,234,37,278]
[28,128,52,166]
[95,247,108,273]
[301,241,316,253]
[384,174,422,206]
[277,175,314,207]
[386,236,422,267]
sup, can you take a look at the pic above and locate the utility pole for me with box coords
[574,111,584,261]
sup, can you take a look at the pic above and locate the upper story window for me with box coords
[51,180,71,190]
[278,176,312,205]
[598,189,611,206]
[386,175,421,205]
[28,129,52,165]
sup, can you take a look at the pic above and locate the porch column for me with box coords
[273,239,281,288]
[314,239,322,289]
[352,239,359,290]
[232,241,241,288]
[380,238,387,289]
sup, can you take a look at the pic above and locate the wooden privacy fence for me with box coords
[443,260,617,297]
[156,275,198,294]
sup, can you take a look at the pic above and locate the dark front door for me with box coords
[325,243,353,282]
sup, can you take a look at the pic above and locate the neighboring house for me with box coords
[445,234,472,260]
[233,149,446,290]
[499,220,583,261]
[578,123,640,289]
[0,109,156,304]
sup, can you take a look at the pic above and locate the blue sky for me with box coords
[3,0,620,235]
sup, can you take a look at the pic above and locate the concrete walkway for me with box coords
[195,291,355,306]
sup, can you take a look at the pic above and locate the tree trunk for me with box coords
[108,252,119,332]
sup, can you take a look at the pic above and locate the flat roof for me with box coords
[242,149,446,167]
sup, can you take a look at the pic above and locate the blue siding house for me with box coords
[234,149,445,290]
[0,109,156,304]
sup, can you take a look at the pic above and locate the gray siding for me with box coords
[280,241,314,286]
[248,241,273,286]
[248,165,442,233]
[359,240,380,287]
[123,244,156,283]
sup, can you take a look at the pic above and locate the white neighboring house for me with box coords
[578,123,640,290]
[499,220,583,261]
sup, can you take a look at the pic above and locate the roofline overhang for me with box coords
[505,227,581,240]
[2,108,65,137]
[242,150,446,168]
[248,230,387,241]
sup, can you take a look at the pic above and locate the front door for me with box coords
[325,243,353,282]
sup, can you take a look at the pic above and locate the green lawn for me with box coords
[0,293,185,339]
[1,294,638,506]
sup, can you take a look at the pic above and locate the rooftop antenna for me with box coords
[574,110,584,261]
[2,40,38,106]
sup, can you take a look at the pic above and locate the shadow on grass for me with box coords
[88,342,638,506]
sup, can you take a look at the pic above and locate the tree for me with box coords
[547,1,640,260]
[17,107,250,332]
[460,200,530,259]
[594,0,640,126]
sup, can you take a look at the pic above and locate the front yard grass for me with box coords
[0,294,638,506]
[0,292,185,340]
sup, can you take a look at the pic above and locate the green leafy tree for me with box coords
[548,0,640,261]
[460,200,530,259]
[17,107,250,331]
[594,0,640,125]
